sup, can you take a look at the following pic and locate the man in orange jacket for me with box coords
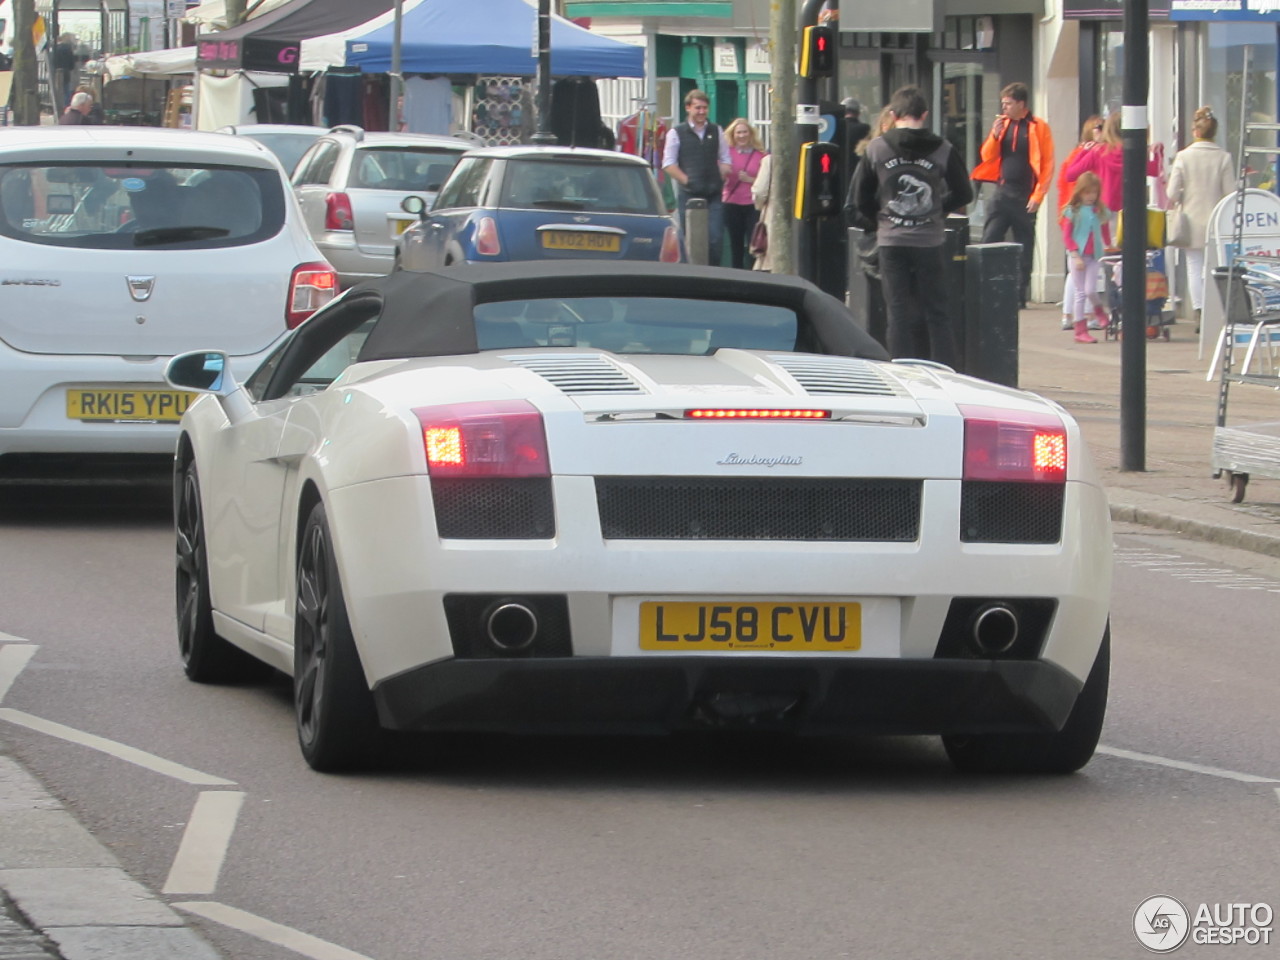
[972,82,1054,307]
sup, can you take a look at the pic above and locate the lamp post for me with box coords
[388,0,403,131]
[530,0,556,144]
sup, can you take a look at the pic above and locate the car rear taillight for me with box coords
[475,217,501,257]
[414,400,549,478]
[324,192,354,231]
[660,225,682,263]
[960,405,1066,483]
[286,262,338,329]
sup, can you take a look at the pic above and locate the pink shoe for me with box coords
[1092,306,1110,329]
[1074,321,1097,344]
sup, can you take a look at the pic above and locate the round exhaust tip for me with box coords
[485,602,538,651]
[971,603,1019,655]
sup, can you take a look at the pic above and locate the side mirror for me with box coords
[401,195,427,218]
[166,351,235,394]
[166,350,253,424]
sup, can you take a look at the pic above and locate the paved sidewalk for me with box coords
[0,757,222,960]
[1018,304,1280,556]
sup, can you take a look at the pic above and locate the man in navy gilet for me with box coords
[662,89,732,266]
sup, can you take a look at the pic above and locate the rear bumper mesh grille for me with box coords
[595,477,921,541]
[960,481,1064,544]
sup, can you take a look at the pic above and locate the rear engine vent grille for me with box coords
[596,477,921,541]
[960,481,1064,544]
[432,478,555,539]
[505,354,644,394]
[768,355,901,396]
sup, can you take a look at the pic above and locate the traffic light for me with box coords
[793,141,841,220]
[799,25,835,79]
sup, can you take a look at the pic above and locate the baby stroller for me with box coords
[1097,250,1172,341]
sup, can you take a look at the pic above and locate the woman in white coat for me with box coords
[1167,106,1236,328]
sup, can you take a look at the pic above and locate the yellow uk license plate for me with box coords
[541,231,621,252]
[392,218,413,236]
[66,389,195,423]
[639,601,861,651]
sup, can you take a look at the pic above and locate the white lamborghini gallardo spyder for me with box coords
[165,261,1112,773]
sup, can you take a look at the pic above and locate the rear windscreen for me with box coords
[499,159,664,215]
[0,163,286,249]
[349,148,463,191]
[473,297,798,355]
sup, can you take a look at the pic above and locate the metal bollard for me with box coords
[963,241,1021,387]
[944,214,969,372]
[685,198,709,266]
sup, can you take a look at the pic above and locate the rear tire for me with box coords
[943,626,1110,774]
[175,460,266,683]
[294,502,383,772]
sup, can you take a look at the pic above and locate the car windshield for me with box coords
[0,163,285,249]
[350,148,461,191]
[473,297,798,355]
[499,159,663,214]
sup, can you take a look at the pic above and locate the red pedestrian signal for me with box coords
[800,25,835,79]
[794,141,841,220]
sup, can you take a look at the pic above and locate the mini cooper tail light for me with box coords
[475,217,501,257]
[414,400,549,477]
[660,225,682,263]
[324,192,355,231]
[286,262,338,329]
[960,405,1066,483]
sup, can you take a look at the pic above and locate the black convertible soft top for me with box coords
[351,261,890,363]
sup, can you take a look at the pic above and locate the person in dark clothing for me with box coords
[847,85,973,367]
[971,82,1054,307]
[662,89,732,265]
[52,34,78,112]
[59,91,94,124]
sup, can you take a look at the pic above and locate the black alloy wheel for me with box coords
[942,624,1111,775]
[175,460,263,683]
[294,501,382,772]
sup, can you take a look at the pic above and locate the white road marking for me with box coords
[0,631,31,643]
[172,901,376,960]
[163,791,246,895]
[1097,745,1280,784]
[0,644,37,703]
[0,708,235,786]
[1114,549,1280,591]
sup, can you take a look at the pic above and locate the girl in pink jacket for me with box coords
[1064,111,1161,214]
[1061,171,1112,343]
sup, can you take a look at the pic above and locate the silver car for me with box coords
[291,126,470,286]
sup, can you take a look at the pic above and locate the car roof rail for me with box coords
[329,124,365,140]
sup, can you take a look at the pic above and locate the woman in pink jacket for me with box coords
[1064,110,1161,216]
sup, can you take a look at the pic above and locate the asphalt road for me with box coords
[0,477,1277,960]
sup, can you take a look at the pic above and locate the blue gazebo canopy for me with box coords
[344,0,645,77]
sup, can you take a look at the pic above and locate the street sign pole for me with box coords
[1120,0,1149,471]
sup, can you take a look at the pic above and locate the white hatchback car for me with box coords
[0,127,337,466]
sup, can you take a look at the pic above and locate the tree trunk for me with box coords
[225,0,248,27]
[767,0,796,275]
[9,0,42,125]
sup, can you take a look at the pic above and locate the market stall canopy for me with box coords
[299,0,429,73]
[197,0,392,72]
[106,45,197,77]
[184,0,293,30]
[344,0,645,77]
